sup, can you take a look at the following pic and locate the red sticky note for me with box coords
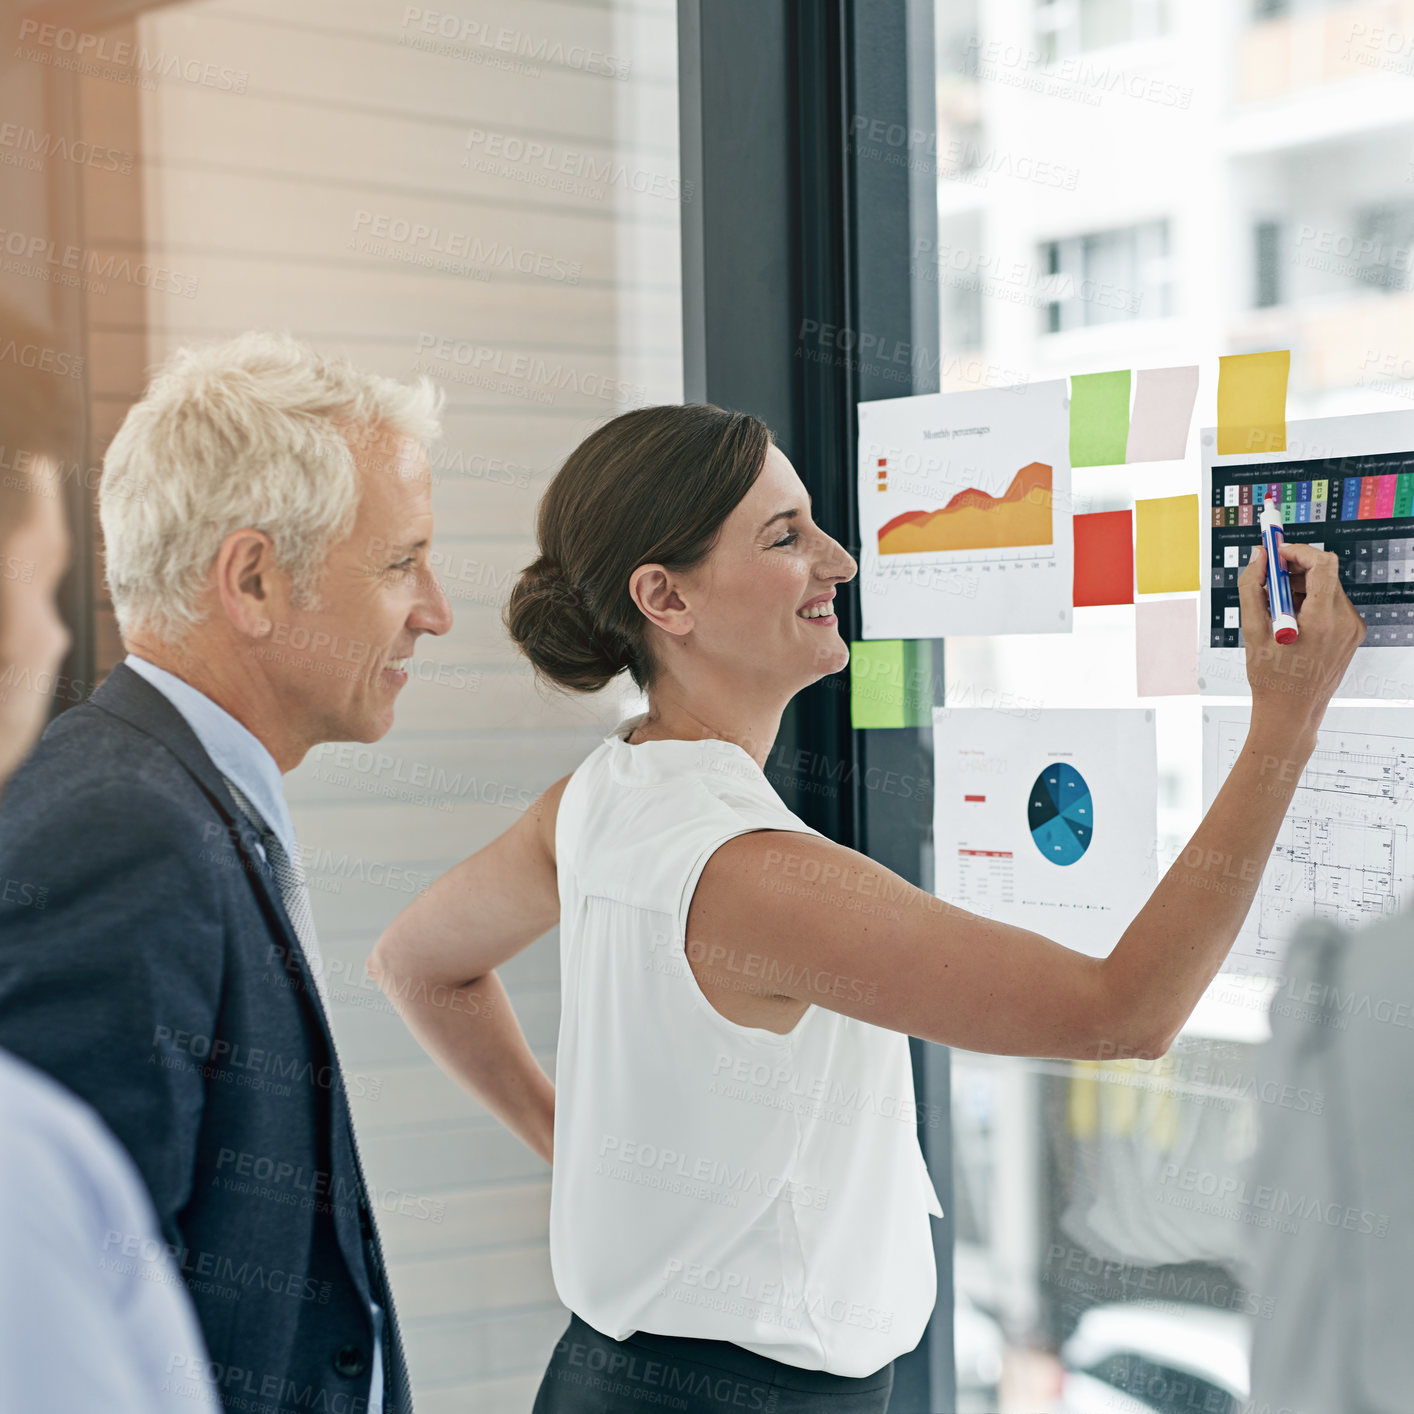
[1073,509,1134,607]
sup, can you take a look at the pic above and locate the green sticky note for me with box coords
[1069,370,1132,467]
[850,640,932,728]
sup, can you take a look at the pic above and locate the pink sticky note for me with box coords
[1126,365,1199,463]
[1136,598,1198,696]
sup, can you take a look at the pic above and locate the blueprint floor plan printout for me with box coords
[1201,705,1414,976]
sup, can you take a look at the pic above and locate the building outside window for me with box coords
[932,0,1414,1407]
[1036,0,1168,62]
[1041,221,1173,333]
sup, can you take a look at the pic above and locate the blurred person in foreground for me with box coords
[0,330,453,1413]
[0,301,217,1411]
[1242,901,1414,1413]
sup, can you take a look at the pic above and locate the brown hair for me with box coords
[504,403,772,695]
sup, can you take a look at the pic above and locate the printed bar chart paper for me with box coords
[1126,365,1199,464]
[1216,350,1289,456]
[1136,495,1200,593]
[1199,407,1414,700]
[859,381,1073,639]
[932,707,1158,958]
[1069,370,1132,468]
[1202,705,1414,977]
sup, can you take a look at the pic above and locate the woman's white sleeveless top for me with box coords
[549,711,944,1377]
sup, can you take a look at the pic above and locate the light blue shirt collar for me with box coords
[123,654,299,866]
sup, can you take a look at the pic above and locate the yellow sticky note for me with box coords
[1217,350,1289,455]
[1135,495,1200,593]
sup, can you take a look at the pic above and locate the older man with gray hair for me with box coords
[0,330,453,1413]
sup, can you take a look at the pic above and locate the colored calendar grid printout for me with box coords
[1209,451,1414,649]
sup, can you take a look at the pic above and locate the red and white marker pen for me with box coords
[1259,497,1299,645]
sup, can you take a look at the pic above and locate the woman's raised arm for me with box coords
[686,541,1365,1059]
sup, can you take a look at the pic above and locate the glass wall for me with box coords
[929,0,1413,1408]
[3,2,681,1407]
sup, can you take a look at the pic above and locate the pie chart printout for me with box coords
[934,709,1156,957]
[1028,763,1092,866]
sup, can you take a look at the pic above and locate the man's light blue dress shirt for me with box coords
[0,1045,222,1412]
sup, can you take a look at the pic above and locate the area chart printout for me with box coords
[859,380,1073,638]
[1200,407,1414,699]
[932,707,1158,958]
[1202,706,1414,977]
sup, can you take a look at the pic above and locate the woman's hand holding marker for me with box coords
[1258,498,1299,644]
[1237,539,1366,744]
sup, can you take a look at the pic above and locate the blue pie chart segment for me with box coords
[1027,763,1092,867]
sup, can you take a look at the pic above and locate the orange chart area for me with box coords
[878,461,1054,554]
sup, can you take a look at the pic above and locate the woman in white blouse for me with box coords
[370,403,1363,1413]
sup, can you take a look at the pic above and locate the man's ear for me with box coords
[213,529,280,639]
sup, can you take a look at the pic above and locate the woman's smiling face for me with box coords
[632,444,857,690]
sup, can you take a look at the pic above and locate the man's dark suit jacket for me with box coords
[0,663,411,1412]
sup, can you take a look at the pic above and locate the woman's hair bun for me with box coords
[529,554,565,586]
[504,553,633,695]
[502,403,772,697]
